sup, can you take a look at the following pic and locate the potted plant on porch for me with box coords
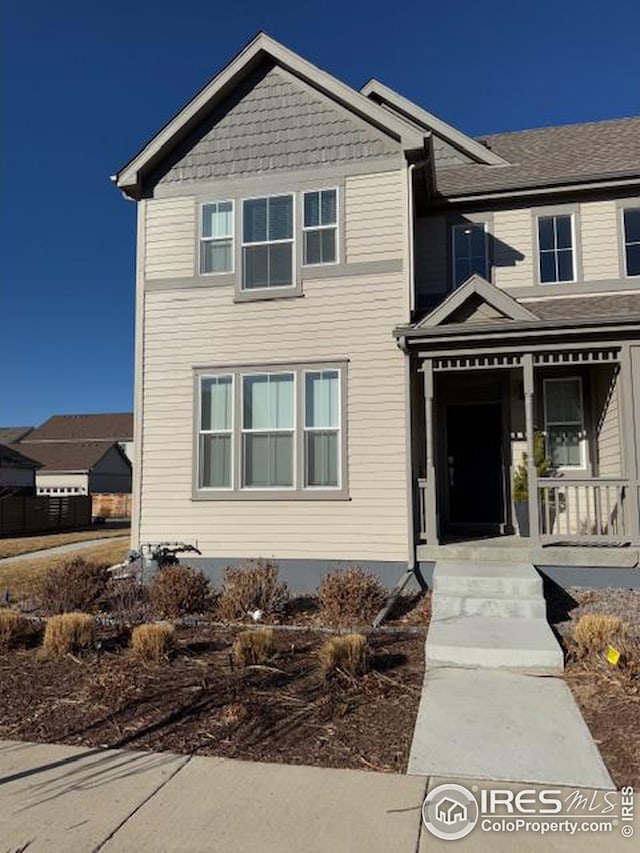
[513,432,551,537]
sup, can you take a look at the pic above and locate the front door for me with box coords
[446,402,504,535]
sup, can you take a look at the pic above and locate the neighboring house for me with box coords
[0,427,34,445]
[114,32,640,585]
[16,442,132,497]
[0,443,40,495]
[21,413,134,465]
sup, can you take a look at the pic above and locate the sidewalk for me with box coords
[0,535,129,566]
[0,739,634,852]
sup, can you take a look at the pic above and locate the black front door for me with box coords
[446,402,504,534]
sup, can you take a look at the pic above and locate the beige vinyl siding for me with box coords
[36,472,88,491]
[492,208,533,288]
[595,367,622,476]
[145,197,196,279]
[139,271,409,562]
[345,171,404,263]
[580,200,620,281]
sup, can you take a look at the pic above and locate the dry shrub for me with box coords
[318,633,370,678]
[217,560,288,621]
[318,567,386,626]
[149,564,211,618]
[0,609,30,648]
[42,613,95,656]
[37,558,110,614]
[573,614,626,658]
[131,622,175,663]
[232,628,275,666]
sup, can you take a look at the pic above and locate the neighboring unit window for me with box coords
[303,189,338,265]
[623,208,640,277]
[452,222,487,288]
[544,378,585,468]
[242,373,295,487]
[200,201,234,274]
[199,375,233,488]
[242,195,294,289]
[538,215,574,283]
[304,370,340,487]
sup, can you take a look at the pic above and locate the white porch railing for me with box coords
[537,477,630,543]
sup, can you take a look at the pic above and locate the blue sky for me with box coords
[2,0,639,426]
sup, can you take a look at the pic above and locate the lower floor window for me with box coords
[543,377,585,468]
[196,363,345,496]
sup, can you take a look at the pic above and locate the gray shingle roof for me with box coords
[435,117,640,197]
[0,427,34,444]
[523,292,640,322]
[25,413,133,443]
[14,442,116,472]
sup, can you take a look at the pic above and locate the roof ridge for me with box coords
[476,115,640,142]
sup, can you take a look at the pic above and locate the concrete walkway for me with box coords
[0,739,632,852]
[0,535,129,566]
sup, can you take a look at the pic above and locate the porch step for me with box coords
[426,615,564,674]
[432,561,543,598]
[432,591,546,619]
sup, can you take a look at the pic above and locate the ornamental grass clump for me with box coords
[572,614,626,658]
[317,634,370,678]
[42,613,95,656]
[217,561,288,621]
[318,567,386,626]
[232,628,275,667]
[0,609,30,649]
[131,622,176,663]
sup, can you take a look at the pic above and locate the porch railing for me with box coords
[537,477,630,543]
[417,477,428,540]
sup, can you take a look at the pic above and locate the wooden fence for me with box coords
[0,495,91,537]
[91,493,132,520]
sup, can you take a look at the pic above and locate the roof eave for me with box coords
[436,174,640,204]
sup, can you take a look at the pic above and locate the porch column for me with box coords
[423,359,439,545]
[523,353,539,539]
[619,345,640,543]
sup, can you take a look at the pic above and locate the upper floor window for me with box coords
[452,222,487,288]
[543,377,585,469]
[623,208,640,277]
[303,189,338,265]
[200,201,234,274]
[538,214,574,283]
[242,195,294,290]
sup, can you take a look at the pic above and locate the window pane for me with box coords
[626,243,640,277]
[201,376,232,430]
[244,433,293,487]
[555,216,572,249]
[201,240,232,274]
[268,195,293,240]
[243,198,267,243]
[453,224,486,286]
[304,230,322,265]
[320,190,337,225]
[306,371,339,427]
[200,434,231,488]
[548,425,581,467]
[470,224,485,254]
[202,202,232,238]
[557,248,574,281]
[624,209,640,245]
[243,245,268,289]
[454,258,472,288]
[546,380,582,422]
[538,217,554,251]
[268,243,292,286]
[244,374,294,430]
[540,251,556,283]
[321,229,336,263]
[304,192,320,228]
[306,431,338,486]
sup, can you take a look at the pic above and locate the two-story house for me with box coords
[115,33,640,588]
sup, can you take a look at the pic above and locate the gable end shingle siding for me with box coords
[157,64,400,186]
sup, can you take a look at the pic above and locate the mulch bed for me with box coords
[550,584,640,788]
[0,626,426,773]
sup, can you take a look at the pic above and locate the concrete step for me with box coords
[432,592,547,619]
[426,615,564,673]
[432,561,543,598]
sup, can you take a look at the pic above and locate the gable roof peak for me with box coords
[415,275,539,328]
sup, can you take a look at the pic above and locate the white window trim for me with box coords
[537,214,576,285]
[301,187,339,268]
[451,222,488,289]
[199,200,235,276]
[303,369,342,490]
[240,370,297,491]
[543,376,587,471]
[241,193,296,292]
[622,206,640,278]
[197,374,235,491]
